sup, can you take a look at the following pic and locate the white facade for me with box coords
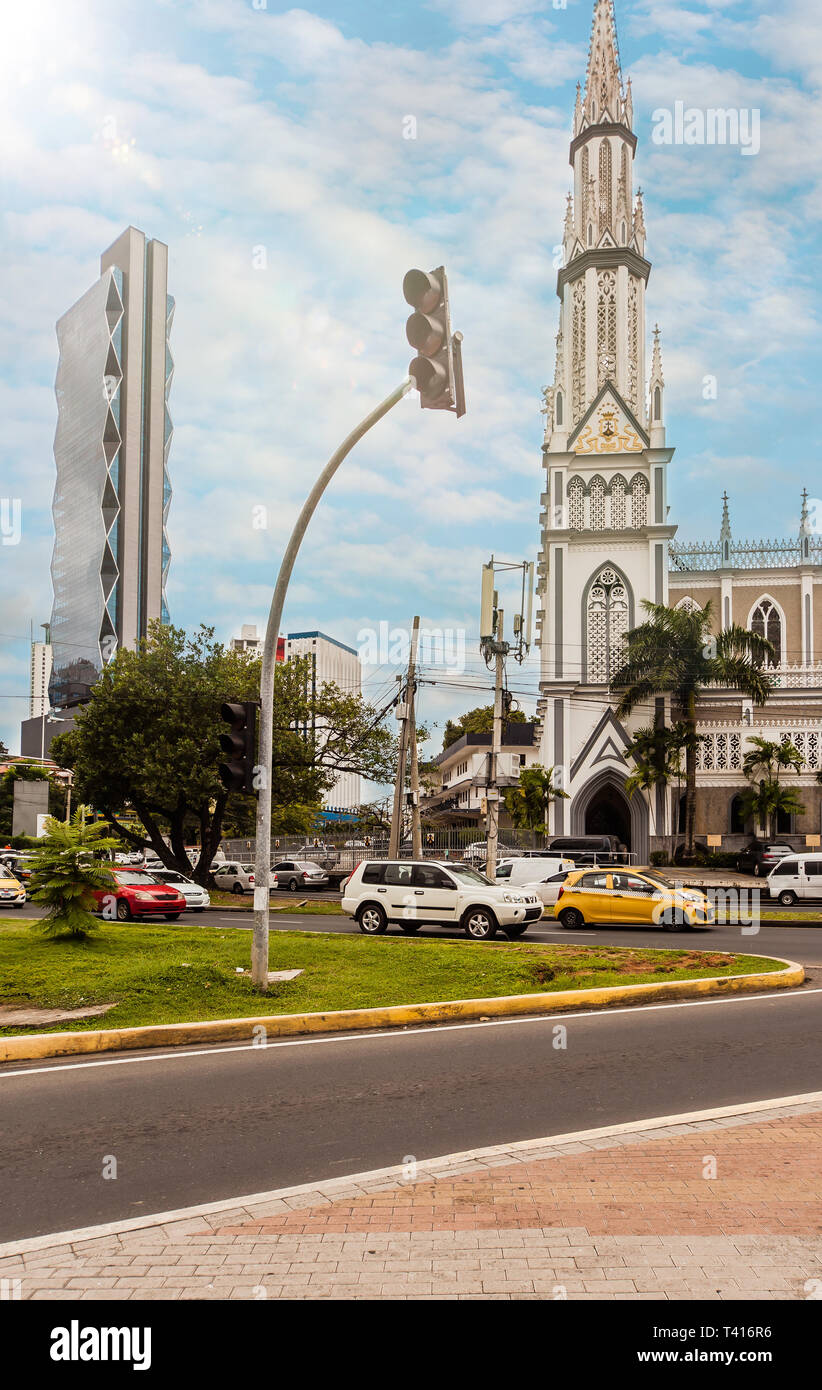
[29,640,53,719]
[536,1,822,858]
[285,631,362,810]
[230,624,262,654]
[427,729,540,819]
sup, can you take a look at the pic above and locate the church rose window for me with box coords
[630,473,648,528]
[587,566,629,683]
[750,599,782,666]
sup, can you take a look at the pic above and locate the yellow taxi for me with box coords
[552,867,714,931]
[0,869,26,909]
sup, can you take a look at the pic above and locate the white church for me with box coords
[536,0,822,861]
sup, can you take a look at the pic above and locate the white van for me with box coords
[495,856,573,887]
[767,853,822,904]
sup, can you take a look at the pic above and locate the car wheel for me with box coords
[400,922,421,934]
[558,907,585,930]
[288,878,299,892]
[779,890,798,906]
[116,898,132,921]
[231,883,244,895]
[164,913,181,920]
[462,908,497,941]
[357,903,388,935]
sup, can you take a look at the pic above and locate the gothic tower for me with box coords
[536,0,676,858]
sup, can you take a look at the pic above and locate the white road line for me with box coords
[2,984,820,1080]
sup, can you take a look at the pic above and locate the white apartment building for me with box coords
[29,638,53,719]
[285,631,362,812]
[422,724,540,823]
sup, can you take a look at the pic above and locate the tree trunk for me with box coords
[684,694,698,863]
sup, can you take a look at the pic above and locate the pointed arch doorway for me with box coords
[571,769,650,863]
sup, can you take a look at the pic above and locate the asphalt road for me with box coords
[1,983,820,1242]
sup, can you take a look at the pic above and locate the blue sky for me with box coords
[1,0,820,760]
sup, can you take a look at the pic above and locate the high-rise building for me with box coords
[49,226,174,708]
[285,631,362,811]
[29,624,52,719]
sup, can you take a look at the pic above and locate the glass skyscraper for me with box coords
[50,227,174,708]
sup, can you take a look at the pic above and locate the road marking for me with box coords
[2,1090,820,1259]
[1,984,820,1080]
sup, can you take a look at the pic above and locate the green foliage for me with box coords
[612,600,774,862]
[51,622,396,885]
[27,809,120,940]
[503,766,568,835]
[442,704,527,750]
[738,735,805,837]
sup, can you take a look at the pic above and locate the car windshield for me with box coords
[113,871,157,886]
[446,865,491,885]
[151,871,185,884]
[642,871,676,889]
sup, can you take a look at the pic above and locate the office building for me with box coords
[285,631,362,811]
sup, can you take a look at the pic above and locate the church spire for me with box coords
[720,491,732,565]
[583,0,629,129]
[649,324,665,439]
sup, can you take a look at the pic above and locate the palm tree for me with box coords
[504,766,569,843]
[611,600,774,863]
[740,735,805,838]
[28,808,119,939]
[623,723,684,853]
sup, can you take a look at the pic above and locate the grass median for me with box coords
[0,918,786,1034]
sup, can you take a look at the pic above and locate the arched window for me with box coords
[589,475,606,530]
[555,391,563,427]
[730,794,747,834]
[610,474,626,530]
[750,598,782,666]
[567,476,585,530]
[653,386,661,420]
[675,595,701,614]
[586,566,629,683]
[630,473,648,528]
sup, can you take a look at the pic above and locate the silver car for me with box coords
[148,869,210,911]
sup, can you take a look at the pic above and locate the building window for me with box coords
[567,475,585,530]
[586,566,629,683]
[630,473,648,528]
[653,386,661,420]
[730,794,747,834]
[610,474,626,530]
[589,476,606,530]
[555,391,563,427]
[750,598,782,666]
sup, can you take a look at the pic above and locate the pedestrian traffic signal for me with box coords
[403,266,465,416]
[218,701,258,794]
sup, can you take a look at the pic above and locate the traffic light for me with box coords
[218,701,258,794]
[403,266,465,416]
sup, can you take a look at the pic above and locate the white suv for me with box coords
[341,860,543,940]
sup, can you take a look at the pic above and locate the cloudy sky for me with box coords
[1,0,820,760]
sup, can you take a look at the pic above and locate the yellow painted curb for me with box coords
[0,956,804,1064]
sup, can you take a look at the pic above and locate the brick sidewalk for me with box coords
[2,1098,821,1300]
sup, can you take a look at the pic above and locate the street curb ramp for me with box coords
[0,956,804,1063]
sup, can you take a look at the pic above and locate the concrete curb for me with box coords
[0,955,804,1064]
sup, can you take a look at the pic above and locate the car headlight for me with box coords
[133,892,158,901]
[502,892,525,904]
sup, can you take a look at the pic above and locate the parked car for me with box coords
[552,867,713,930]
[342,859,543,940]
[461,841,515,864]
[523,868,576,909]
[495,856,574,885]
[547,835,627,866]
[735,842,793,877]
[767,852,822,905]
[272,860,329,891]
[0,868,26,909]
[147,869,210,912]
[92,868,187,921]
[210,861,255,895]
[0,853,34,890]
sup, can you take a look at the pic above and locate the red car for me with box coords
[93,868,187,921]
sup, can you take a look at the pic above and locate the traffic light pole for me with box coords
[252,376,414,991]
[485,609,504,880]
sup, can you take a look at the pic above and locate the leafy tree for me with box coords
[739,735,805,837]
[503,766,568,839]
[0,764,67,839]
[51,622,397,885]
[623,722,690,856]
[442,704,527,750]
[611,600,773,863]
[28,809,119,940]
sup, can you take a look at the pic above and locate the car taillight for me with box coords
[249,874,255,883]
[557,886,564,899]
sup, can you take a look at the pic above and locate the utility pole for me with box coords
[389,617,420,859]
[485,609,504,879]
[407,617,423,858]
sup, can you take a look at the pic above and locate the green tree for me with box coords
[0,764,67,839]
[611,600,773,863]
[28,809,119,940]
[503,766,569,840]
[51,623,397,885]
[739,735,805,838]
[442,704,527,750]
[623,722,689,855]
